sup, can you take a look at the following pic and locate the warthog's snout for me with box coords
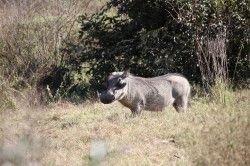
[98,91,115,104]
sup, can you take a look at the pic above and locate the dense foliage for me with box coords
[45,0,249,100]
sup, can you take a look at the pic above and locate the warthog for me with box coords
[98,71,190,116]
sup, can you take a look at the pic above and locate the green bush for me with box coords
[40,65,92,102]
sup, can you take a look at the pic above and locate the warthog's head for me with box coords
[98,71,129,104]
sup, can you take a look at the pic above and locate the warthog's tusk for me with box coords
[97,91,101,98]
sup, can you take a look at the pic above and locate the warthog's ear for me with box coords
[121,70,130,78]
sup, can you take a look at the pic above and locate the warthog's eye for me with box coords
[116,78,126,89]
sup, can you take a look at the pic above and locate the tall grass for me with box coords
[0,78,15,111]
[196,29,229,89]
[0,0,106,109]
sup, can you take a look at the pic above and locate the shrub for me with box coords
[56,0,249,99]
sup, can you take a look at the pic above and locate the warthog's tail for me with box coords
[186,84,191,107]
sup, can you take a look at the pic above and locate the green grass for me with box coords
[0,89,249,165]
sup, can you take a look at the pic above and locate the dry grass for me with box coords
[0,0,106,85]
[0,89,249,166]
[0,0,107,111]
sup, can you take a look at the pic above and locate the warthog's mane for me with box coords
[109,72,187,81]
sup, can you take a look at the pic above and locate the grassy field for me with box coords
[0,88,249,166]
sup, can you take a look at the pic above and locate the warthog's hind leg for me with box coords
[173,96,188,113]
[130,103,143,117]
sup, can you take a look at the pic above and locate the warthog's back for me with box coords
[144,73,190,98]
